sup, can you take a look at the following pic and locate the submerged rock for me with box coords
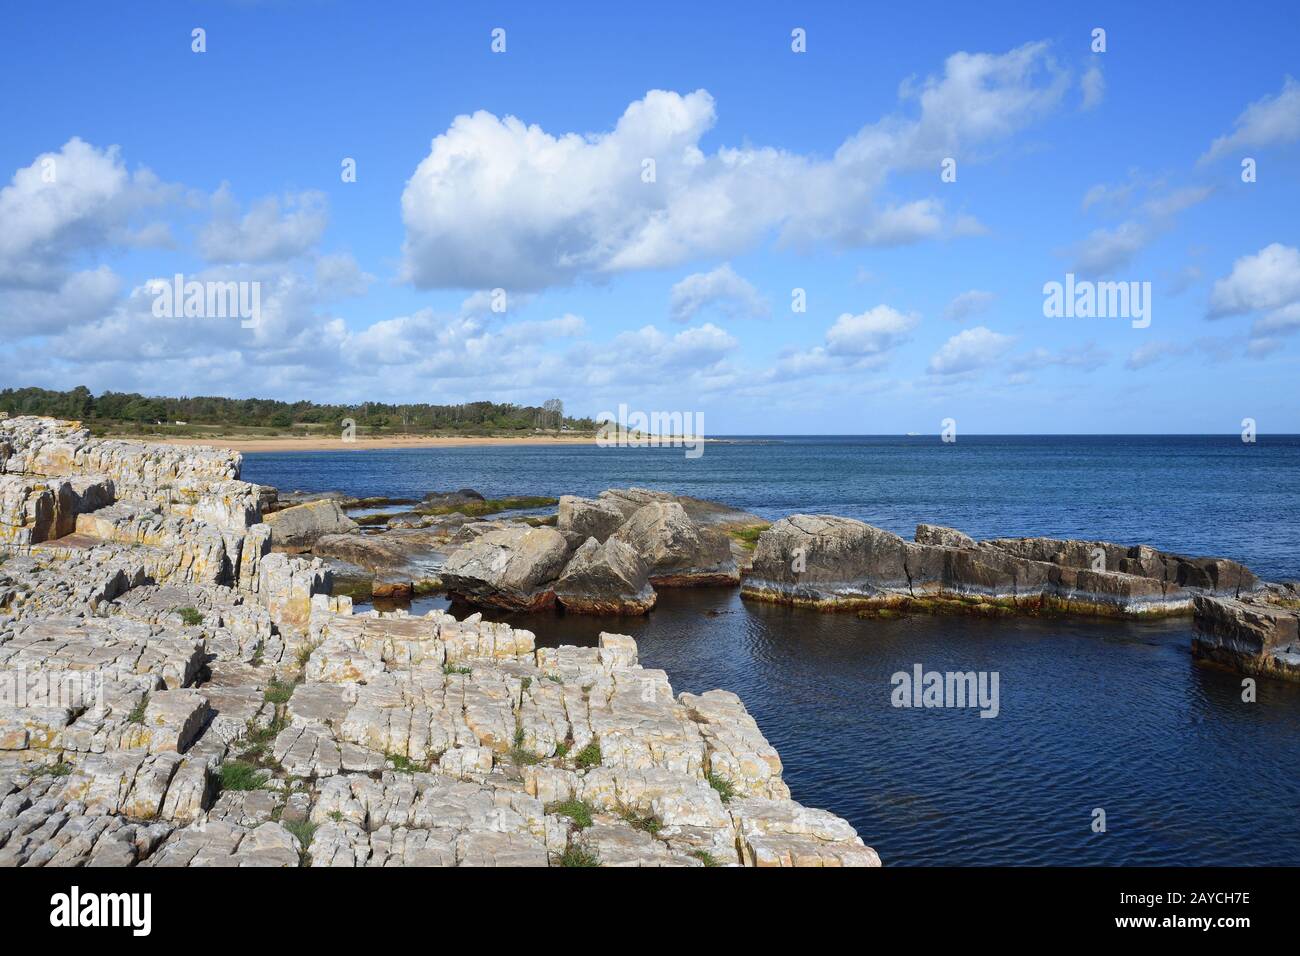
[422,488,485,507]
[312,527,448,576]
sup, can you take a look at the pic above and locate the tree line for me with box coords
[0,386,593,432]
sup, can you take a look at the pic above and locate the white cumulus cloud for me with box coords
[199,186,329,264]
[400,43,1071,290]
[943,289,995,321]
[826,305,920,357]
[668,264,768,323]
[1208,243,1300,317]
[927,325,1016,375]
[1202,76,1300,163]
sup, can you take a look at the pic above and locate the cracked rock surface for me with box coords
[0,416,877,867]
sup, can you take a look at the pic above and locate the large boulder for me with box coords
[554,536,656,615]
[746,515,1261,618]
[1193,590,1300,681]
[611,501,738,586]
[599,487,764,530]
[598,487,676,520]
[264,499,358,552]
[742,514,913,606]
[557,495,625,543]
[980,536,1257,594]
[439,525,569,611]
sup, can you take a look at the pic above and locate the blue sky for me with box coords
[2,1,1298,433]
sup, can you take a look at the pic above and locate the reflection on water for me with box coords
[363,587,1300,865]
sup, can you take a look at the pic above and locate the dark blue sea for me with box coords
[242,436,1300,865]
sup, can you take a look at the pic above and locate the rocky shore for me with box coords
[3,413,1292,867]
[301,477,1291,683]
[0,416,878,867]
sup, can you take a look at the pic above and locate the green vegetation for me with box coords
[386,752,431,773]
[559,844,601,867]
[554,741,571,759]
[294,641,319,672]
[285,820,316,852]
[34,761,73,778]
[726,524,771,550]
[619,809,662,835]
[0,385,597,437]
[510,726,543,766]
[328,810,344,823]
[219,760,268,792]
[329,575,373,603]
[574,741,602,769]
[174,606,203,627]
[443,664,473,676]
[691,850,721,867]
[547,799,595,829]
[706,772,735,803]
[348,496,418,508]
[415,496,559,518]
[248,640,265,667]
[238,721,282,765]
[264,679,295,706]
[126,693,149,725]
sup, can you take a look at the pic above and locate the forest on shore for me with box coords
[0,386,597,437]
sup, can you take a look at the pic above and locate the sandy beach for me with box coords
[146,434,602,452]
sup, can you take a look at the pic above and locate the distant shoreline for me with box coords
[149,434,603,452]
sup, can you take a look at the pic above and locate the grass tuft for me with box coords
[386,752,430,773]
[726,524,771,550]
[574,740,601,769]
[559,843,600,867]
[219,760,267,792]
[175,606,203,627]
[285,819,316,850]
[706,772,735,803]
[546,799,595,830]
[264,679,295,706]
[295,641,319,671]
[619,809,662,835]
[126,693,149,725]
